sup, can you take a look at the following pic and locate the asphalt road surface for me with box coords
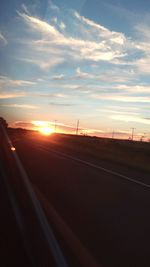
[11,133,150,267]
[0,162,31,267]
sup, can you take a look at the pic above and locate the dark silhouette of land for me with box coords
[3,128,149,267]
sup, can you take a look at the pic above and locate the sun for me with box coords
[39,127,54,136]
[31,120,55,135]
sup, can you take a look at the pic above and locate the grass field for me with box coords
[9,128,150,173]
[50,134,150,173]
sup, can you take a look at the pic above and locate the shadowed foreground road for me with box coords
[12,133,150,267]
[0,166,31,267]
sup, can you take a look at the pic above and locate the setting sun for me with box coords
[31,120,55,135]
[39,127,54,136]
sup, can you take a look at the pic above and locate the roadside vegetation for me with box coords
[8,128,150,173]
[50,134,150,173]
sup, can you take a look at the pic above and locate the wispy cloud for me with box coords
[0,32,7,45]
[49,102,74,107]
[129,21,150,74]
[74,11,126,45]
[75,67,136,83]
[0,92,26,99]
[17,57,64,70]
[51,74,65,80]
[0,75,36,89]
[75,67,94,79]
[134,56,150,74]
[34,92,68,98]
[104,105,140,111]
[13,119,104,135]
[59,21,66,30]
[81,128,104,134]
[49,1,60,12]
[1,104,38,109]
[17,9,136,67]
[116,84,150,93]
[111,114,150,125]
[98,108,139,116]
[91,94,150,103]
[21,3,30,15]
[17,11,63,38]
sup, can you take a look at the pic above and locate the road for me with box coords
[11,132,150,267]
[0,163,31,267]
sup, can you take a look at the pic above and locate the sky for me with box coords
[0,0,150,140]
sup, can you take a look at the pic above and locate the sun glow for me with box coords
[31,121,55,135]
[39,127,54,136]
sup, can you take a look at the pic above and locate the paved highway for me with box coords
[11,132,150,267]
[0,164,31,267]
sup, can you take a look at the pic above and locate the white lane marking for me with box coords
[37,144,150,189]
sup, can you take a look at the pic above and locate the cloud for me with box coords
[32,120,76,129]
[0,75,36,89]
[98,108,139,116]
[116,84,150,93]
[18,57,64,70]
[81,128,104,134]
[91,94,150,103]
[74,11,126,45]
[34,92,67,98]
[13,80,36,86]
[134,56,150,74]
[75,67,136,83]
[59,21,66,30]
[18,11,63,38]
[111,114,150,125]
[41,83,81,90]
[17,10,135,66]
[49,1,60,12]
[0,92,26,99]
[0,32,7,45]
[11,120,78,133]
[49,102,74,107]
[51,74,65,80]
[31,120,77,133]
[21,3,30,15]
[13,121,34,128]
[1,104,38,109]
[135,23,150,41]
[132,22,150,74]
[104,105,140,111]
[76,67,93,79]
[51,17,58,24]
[12,119,104,136]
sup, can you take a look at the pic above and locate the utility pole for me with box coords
[76,120,79,135]
[112,129,115,139]
[141,133,146,142]
[131,127,136,141]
